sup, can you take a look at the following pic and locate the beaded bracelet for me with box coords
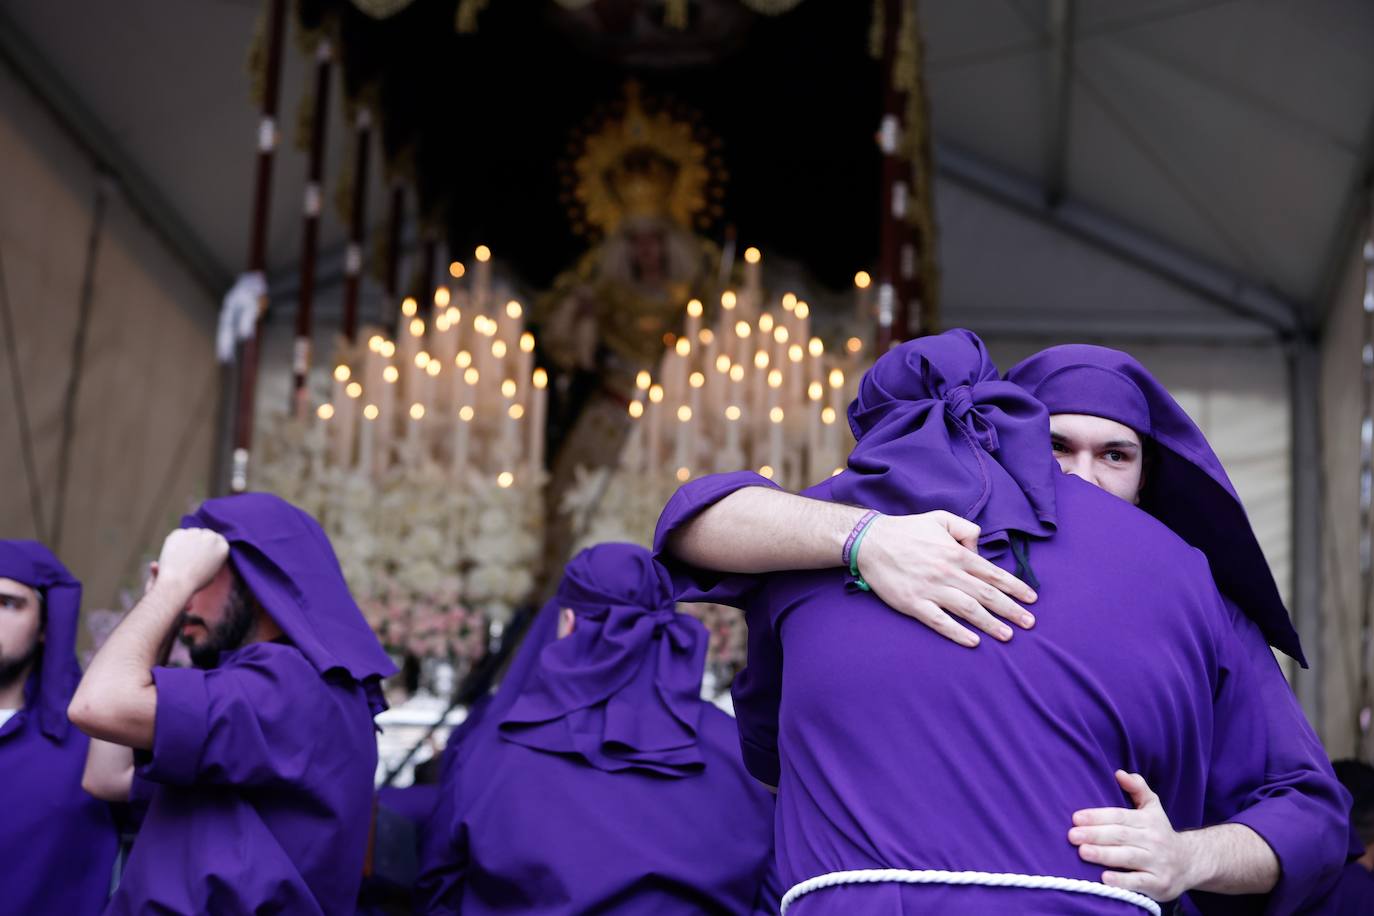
[842,510,880,592]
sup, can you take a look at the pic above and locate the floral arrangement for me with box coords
[250,414,544,673]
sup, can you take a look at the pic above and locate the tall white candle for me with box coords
[528,368,547,475]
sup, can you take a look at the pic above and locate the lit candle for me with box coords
[854,270,873,329]
[358,403,378,478]
[685,298,703,345]
[517,331,535,407]
[336,379,362,467]
[646,383,664,473]
[378,363,398,471]
[473,245,492,309]
[529,367,548,475]
[407,401,425,452]
[744,247,762,311]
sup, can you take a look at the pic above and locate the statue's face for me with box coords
[627,225,668,284]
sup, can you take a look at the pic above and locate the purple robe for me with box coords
[417,544,778,914]
[653,330,1343,913]
[107,494,396,915]
[1007,345,1348,912]
[0,541,119,915]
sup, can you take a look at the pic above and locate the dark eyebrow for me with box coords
[0,587,30,602]
[1101,441,1140,451]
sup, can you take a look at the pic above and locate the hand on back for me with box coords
[856,511,1037,647]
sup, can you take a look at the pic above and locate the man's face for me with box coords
[1049,413,1145,504]
[178,564,254,669]
[0,577,42,691]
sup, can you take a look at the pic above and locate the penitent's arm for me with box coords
[81,737,135,802]
[661,475,1038,646]
[68,529,228,749]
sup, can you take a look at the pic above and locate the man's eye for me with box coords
[1105,451,1126,463]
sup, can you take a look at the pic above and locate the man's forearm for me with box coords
[82,737,135,802]
[1183,823,1279,896]
[666,486,865,574]
[68,577,193,749]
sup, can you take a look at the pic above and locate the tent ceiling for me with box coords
[3,0,1373,333]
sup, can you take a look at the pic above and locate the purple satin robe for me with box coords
[417,544,778,914]
[1007,345,1347,912]
[0,540,119,915]
[105,494,394,914]
[108,642,377,914]
[652,331,1345,913]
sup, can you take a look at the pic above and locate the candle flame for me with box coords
[506,300,523,319]
[476,245,492,262]
[401,297,417,317]
[409,318,424,338]
[459,405,475,422]
[509,404,524,420]
[409,403,425,420]
[533,368,548,389]
[846,336,863,354]
[449,261,465,278]
[829,368,845,388]
[689,371,705,388]
[715,354,731,373]
[464,367,479,385]
[676,467,691,481]
[492,340,508,359]
[759,313,775,333]
[768,369,782,388]
[434,286,451,307]
[782,292,797,310]
[346,382,362,398]
[744,246,761,264]
[770,406,784,423]
[456,350,472,368]
[333,365,350,382]
[809,381,824,401]
[721,290,737,310]
[759,465,774,480]
[501,379,517,398]
[383,366,399,383]
[649,384,664,404]
[675,337,691,357]
[677,405,692,422]
[520,332,535,352]
[725,405,742,421]
[629,400,644,419]
[363,404,379,420]
[686,298,703,318]
[317,403,334,420]
[855,270,872,289]
[808,337,824,357]
[822,406,837,425]
[497,471,513,488]
[754,350,770,370]
[636,370,652,390]
[729,364,745,382]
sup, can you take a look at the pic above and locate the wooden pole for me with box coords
[229,0,288,492]
[875,0,910,351]
[291,38,334,418]
[340,106,373,343]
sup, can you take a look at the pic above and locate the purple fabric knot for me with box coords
[943,383,1001,454]
[500,544,709,777]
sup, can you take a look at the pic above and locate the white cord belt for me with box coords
[780,868,1162,916]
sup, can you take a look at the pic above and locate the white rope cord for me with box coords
[779,868,1162,916]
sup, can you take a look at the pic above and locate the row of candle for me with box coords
[622,285,869,492]
[315,247,547,488]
